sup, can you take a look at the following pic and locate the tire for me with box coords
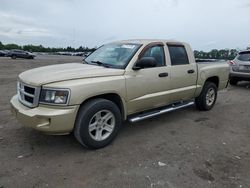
[11,55,16,59]
[229,78,238,85]
[195,82,217,111]
[74,98,122,149]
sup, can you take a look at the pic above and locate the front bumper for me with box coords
[10,95,79,135]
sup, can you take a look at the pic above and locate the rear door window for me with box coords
[167,45,189,66]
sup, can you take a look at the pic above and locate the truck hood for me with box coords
[19,63,125,86]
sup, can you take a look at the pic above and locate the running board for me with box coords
[128,101,194,123]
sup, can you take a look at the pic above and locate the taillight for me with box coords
[229,60,236,66]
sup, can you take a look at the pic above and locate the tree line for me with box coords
[0,41,96,53]
[1,41,249,60]
[194,49,240,60]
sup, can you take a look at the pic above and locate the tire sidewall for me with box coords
[203,83,217,110]
[75,99,121,149]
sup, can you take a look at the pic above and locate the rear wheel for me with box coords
[74,98,122,149]
[195,82,217,111]
[229,78,238,85]
[11,55,16,59]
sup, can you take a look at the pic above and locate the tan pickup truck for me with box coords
[10,39,229,149]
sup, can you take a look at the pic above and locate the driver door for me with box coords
[125,43,171,115]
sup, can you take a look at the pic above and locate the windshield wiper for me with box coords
[91,60,111,68]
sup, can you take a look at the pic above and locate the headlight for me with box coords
[40,88,70,105]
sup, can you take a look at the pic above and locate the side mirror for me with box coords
[133,57,157,70]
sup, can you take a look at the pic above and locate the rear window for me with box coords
[237,52,250,61]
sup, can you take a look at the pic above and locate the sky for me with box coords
[0,0,250,51]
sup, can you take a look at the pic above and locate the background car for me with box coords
[229,50,250,85]
[0,51,5,57]
[7,50,35,59]
[0,50,9,57]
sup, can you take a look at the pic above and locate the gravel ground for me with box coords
[0,55,249,188]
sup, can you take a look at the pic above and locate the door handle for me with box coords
[187,69,195,74]
[158,72,168,77]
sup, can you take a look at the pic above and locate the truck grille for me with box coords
[17,82,41,108]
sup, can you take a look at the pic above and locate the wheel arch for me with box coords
[195,76,219,97]
[79,93,127,120]
[205,76,219,88]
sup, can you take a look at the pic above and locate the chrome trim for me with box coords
[17,81,41,108]
[128,101,194,123]
[19,90,35,97]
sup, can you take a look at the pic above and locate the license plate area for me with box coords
[239,65,250,71]
[239,65,245,70]
[244,65,250,70]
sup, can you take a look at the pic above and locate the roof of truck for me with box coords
[113,39,184,45]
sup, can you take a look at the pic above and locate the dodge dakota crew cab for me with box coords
[10,40,229,149]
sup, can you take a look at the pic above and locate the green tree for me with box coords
[0,41,4,50]
[4,43,22,50]
[210,49,219,59]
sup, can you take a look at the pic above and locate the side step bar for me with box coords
[128,101,194,123]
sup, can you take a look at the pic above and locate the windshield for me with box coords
[85,43,141,69]
[237,52,250,62]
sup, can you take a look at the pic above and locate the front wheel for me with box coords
[195,82,217,111]
[74,99,122,149]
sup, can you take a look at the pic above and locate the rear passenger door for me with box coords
[167,44,197,102]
